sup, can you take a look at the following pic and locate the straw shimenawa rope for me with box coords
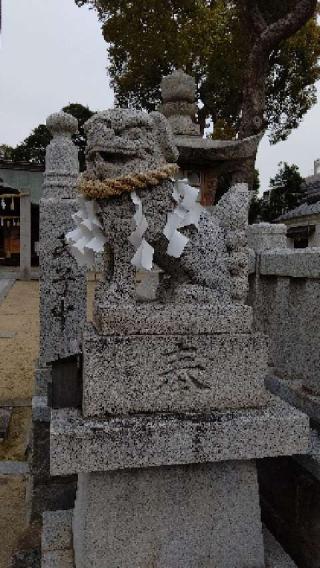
[77,163,179,199]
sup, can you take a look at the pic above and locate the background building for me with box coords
[277,159,320,248]
[0,160,44,267]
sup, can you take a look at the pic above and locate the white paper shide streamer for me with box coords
[66,199,106,269]
[163,179,203,258]
[129,191,154,271]
[69,180,203,272]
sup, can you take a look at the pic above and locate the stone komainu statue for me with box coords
[78,108,249,305]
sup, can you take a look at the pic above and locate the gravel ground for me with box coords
[0,279,95,403]
[0,281,38,567]
[0,281,39,403]
[0,279,96,567]
[0,408,31,462]
[0,475,27,568]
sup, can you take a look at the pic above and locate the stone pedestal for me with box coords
[50,303,309,567]
[40,509,298,568]
[83,304,268,417]
[73,462,265,568]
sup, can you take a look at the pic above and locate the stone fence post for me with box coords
[39,112,86,365]
[30,112,87,521]
[247,223,289,253]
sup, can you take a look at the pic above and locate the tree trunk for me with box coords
[239,46,268,140]
[236,0,317,186]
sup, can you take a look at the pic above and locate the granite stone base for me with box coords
[94,302,253,335]
[50,397,309,476]
[83,307,269,417]
[73,460,265,568]
[38,511,298,568]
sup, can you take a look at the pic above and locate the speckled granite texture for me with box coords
[82,321,269,416]
[250,252,320,394]
[260,248,320,278]
[72,461,265,568]
[39,112,86,365]
[50,397,308,476]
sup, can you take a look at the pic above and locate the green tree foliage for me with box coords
[268,161,304,218]
[249,161,304,222]
[75,0,320,142]
[6,125,52,165]
[0,145,15,160]
[1,103,94,171]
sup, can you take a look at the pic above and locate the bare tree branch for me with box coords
[238,0,317,140]
[259,0,317,52]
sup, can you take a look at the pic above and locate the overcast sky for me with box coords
[1,0,319,193]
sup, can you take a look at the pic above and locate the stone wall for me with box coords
[248,224,320,567]
[249,247,320,395]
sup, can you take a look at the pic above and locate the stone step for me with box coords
[0,461,29,475]
[42,510,74,568]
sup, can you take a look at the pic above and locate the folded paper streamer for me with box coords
[65,199,106,269]
[67,180,203,271]
[163,179,203,258]
[129,191,154,271]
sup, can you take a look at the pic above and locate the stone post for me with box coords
[247,223,290,367]
[248,223,289,252]
[39,112,86,365]
[29,112,86,521]
[19,192,31,280]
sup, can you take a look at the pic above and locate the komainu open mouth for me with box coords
[88,148,137,163]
